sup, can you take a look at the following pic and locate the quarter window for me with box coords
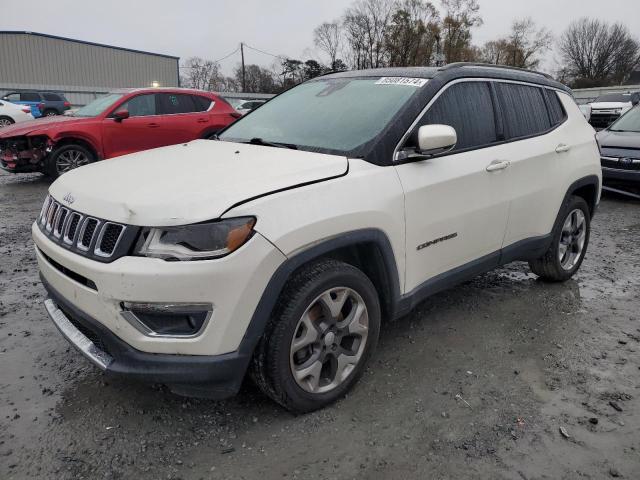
[496,83,551,139]
[191,95,213,112]
[545,90,566,126]
[412,81,498,151]
[119,94,157,117]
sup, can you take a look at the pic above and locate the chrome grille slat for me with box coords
[37,196,128,260]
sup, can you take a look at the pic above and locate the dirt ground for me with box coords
[1,169,639,480]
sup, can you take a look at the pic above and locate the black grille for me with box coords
[98,224,124,255]
[80,219,99,248]
[60,306,111,356]
[37,195,133,262]
[601,157,640,171]
[39,248,97,291]
[66,213,81,241]
[590,113,620,129]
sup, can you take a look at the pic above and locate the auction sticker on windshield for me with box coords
[375,77,428,87]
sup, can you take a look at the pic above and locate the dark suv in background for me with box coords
[1,91,71,117]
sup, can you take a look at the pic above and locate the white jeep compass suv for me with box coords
[34,64,601,412]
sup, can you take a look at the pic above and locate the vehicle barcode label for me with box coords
[375,77,428,87]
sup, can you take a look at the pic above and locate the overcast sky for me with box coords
[1,0,639,75]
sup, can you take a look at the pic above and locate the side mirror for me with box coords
[113,109,130,122]
[631,92,640,106]
[417,124,457,156]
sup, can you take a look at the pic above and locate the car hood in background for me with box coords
[0,115,90,137]
[590,102,632,110]
[48,140,349,226]
[596,130,640,151]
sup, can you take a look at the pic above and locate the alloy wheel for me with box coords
[0,118,13,127]
[56,149,90,174]
[558,208,587,270]
[290,287,369,394]
[45,111,57,116]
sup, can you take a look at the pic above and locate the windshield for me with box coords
[609,107,640,132]
[595,93,632,103]
[219,77,422,155]
[73,93,124,117]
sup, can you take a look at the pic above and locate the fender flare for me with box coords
[562,174,601,216]
[236,228,402,360]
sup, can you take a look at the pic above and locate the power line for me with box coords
[178,45,241,69]
[243,43,286,60]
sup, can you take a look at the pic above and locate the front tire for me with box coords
[251,260,381,413]
[43,109,58,117]
[529,195,591,281]
[45,144,95,178]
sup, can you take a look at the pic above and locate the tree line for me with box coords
[180,0,640,93]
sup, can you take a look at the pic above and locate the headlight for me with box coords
[134,217,256,261]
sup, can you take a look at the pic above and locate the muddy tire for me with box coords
[45,143,95,178]
[251,260,381,413]
[529,195,591,282]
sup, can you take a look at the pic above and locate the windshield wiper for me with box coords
[247,137,298,150]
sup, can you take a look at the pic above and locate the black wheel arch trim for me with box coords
[563,174,601,217]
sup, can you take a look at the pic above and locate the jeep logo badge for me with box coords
[63,193,75,205]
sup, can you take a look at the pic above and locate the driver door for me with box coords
[394,80,511,293]
[102,93,166,158]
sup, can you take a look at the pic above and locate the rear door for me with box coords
[495,83,567,247]
[157,93,209,143]
[101,93,166,158]
[394,80,511,293]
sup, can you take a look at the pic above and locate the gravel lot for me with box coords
[1,169,639,480]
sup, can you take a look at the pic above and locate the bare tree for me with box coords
[480,18,552,69]
[440,0,482,64]
[180,57,224,91]
[560,18,640,86]
[385,0,440,67]
[233,64,277,93]
[314,22,341,68]
[343,0,393,69]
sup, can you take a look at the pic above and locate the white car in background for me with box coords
[0,100,34,127]
[588,92,640,129]
[236,99,266,115]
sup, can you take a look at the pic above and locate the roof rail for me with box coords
[439,62,553,80]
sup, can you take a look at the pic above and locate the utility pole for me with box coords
[240,42,246,92]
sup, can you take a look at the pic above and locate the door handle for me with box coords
[555,144,571,153]
[197,118,208,123]
[147,123,160,128]
[486,160,510,172]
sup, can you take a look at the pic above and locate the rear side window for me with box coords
[415,81,498,151]
[20,92,41,102]
[545,90,566,126]
[496,83,551,139]
[192,95,213,112]
[43,93,62,101]
[120,94,157,117]
[159,93,197,114]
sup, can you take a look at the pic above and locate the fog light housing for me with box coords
[120,302,212,338]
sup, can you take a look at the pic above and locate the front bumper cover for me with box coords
[42,275,251,399]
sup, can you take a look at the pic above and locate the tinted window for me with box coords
[595,93,632,103]
[545,90,566,126]
[20,92,41,102]
[414,81,498,151]
[497,83,551,139]
[43,93,62,101]
[192,95,212,112]
[120,94,157,117]
[159,93,197,114]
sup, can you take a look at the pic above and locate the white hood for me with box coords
[49,140,348,226]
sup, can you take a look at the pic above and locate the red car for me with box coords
[0,88,240,178]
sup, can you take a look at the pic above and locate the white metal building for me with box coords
[0,31,180,105]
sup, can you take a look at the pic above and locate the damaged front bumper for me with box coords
[0,135,52,173]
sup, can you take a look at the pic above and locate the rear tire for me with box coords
[45,143,95,178]
[251,260,381,413]
[529,195,591,282]
[0,116,15,127]
[43,109,58,117]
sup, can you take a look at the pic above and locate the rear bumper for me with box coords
[42,275,250,399]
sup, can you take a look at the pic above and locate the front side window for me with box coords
[497,83,551,139]
[219,77,421,155]
[410,81,498,152]
[120,94,157,117]
[20,92,41,102]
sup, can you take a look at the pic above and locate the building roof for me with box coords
[0,31,179,60]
